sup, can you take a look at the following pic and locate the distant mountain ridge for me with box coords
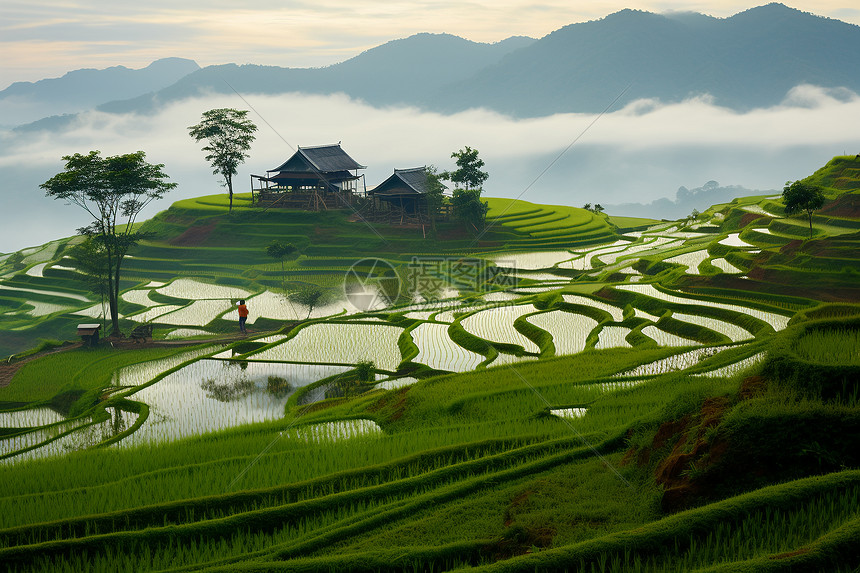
[431,3,860,115]
[96,34,537,115]
[9,3,860,130]
[0,58,199,126]
[606,181,778,220]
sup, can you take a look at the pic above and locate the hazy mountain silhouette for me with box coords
[606,181,778,220]
[1,58,199,126]
[10,3,860,129]
[95,34,536,116]
[432,3,860,115]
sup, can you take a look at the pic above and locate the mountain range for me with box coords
[5,2,860,131]
[605,181,778,220]
[0,58,199,127]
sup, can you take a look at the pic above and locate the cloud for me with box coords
[2,86,859,251]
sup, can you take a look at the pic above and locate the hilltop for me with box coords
[1,155,859,359]
[0,156,858,571]
[0,195,620,358]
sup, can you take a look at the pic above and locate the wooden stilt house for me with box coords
[369,167,449,225]
[250,144,366,210]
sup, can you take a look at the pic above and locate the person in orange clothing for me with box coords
[237,299,249,334]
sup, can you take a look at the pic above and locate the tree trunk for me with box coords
[227,175,234,212]
[108,290,120,337]
[102,234,120,337]
[807,210,814,238]
[109,257,123,337]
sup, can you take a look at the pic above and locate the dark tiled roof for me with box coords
[373,167,445,196]
[270,144,365,173]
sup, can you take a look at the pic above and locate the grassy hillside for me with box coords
[0,194,618,358]
[0,158,859,572]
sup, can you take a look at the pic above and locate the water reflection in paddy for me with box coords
[123,360,349,445]
[1,407,138,463]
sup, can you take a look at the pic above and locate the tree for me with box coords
[424,165,447,237]
[445,146,488,191]
[442,147,489,230]
[593,203,605,214]
[289,285,330,319]
[582,203,592,211]
[266,240,297,285]
[66,237,111,332]
[41,151,176,336]
[783,180,825,237]
[451,188,488,231]
[355,360,375,382]
[188,108,257,212]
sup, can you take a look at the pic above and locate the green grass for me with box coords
[607,215,662,229]
[794,326,860,365]
[0,346,195,404]
[1,330,856,572]
[0,157,859,572]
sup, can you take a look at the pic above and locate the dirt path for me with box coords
[0,342,83,389]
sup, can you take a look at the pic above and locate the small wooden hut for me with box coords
[251,144,366,210]
[369,167,448,225]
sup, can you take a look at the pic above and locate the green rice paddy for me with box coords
[0,155,859,571]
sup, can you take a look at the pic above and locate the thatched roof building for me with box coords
[257,143,365,192]
[369,167,448,223]
[251,144,366,209]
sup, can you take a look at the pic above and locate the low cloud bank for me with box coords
[1,86,859,251]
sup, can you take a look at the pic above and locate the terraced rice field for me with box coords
[0,284,90,302]
[490,250,575,270]
[562,294,624,321]
[671,312,754,342]
[526,310,598,355]
[123,360,347,445]
[711,257,743,273]
[410,322,486,372]
[156,299,234,326]
[156,278,251,300]
[616,284,791,331]
[459,304,540,353]
[125,304,181,322]
[615,347,731,377]
[719,233,755,247]
[247,323,404,371]
[120,288,157,307]
[663,249,710,274]
[594,325,633,349]
[1,179,857,571]
[641,325,700,347]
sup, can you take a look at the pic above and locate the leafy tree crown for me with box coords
[188,108,257,183]
[446,146,488,191]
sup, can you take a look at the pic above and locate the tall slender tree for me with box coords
[188,108,257,212]
[66,237,111,332]
[41,151,176,336]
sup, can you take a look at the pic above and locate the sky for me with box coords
[3,0,860,89]
[2,1,860,252]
